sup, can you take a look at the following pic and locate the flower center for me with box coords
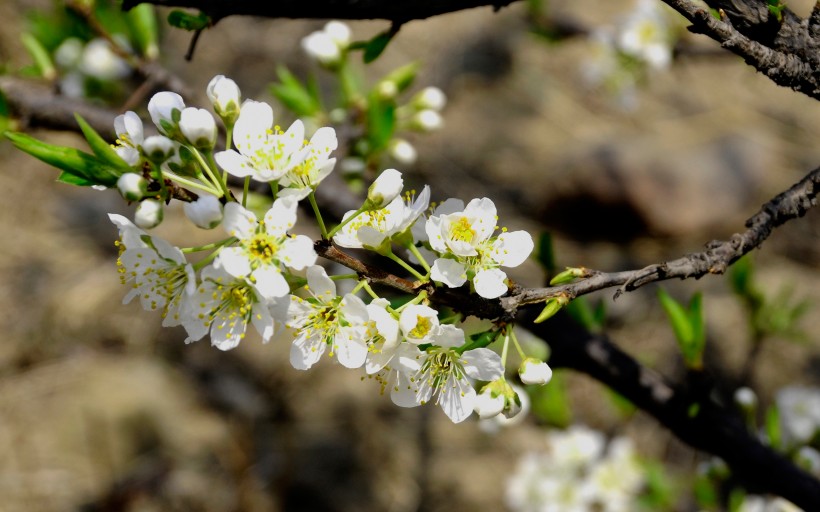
[409,315,432,339]
[450,216,475,243]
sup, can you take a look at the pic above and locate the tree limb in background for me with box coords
[121,0,519,23]
[533,312,820,511]
[509,165,820,308]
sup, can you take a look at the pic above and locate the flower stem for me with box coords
[405,242,431,273]
[329,273,359,281]
[242,176,251,207]
[385,248,426,281]
[181,237,236,253]
[165,172,221,196]
[361,281,382,302]
[501,332,511,367]
[149,161,168,200]
[192,147,230,198]
[394,290,428,313]
[351,279,368,295]
[509,327,527,360]
[308,192,328,238]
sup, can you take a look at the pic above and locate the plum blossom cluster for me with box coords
[506,426,646,512]
[582,0,677,108]
[105,74,549,424]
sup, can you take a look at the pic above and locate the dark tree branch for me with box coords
[533,312,820,511]
[122,0,520,23]
[507,165,820,308]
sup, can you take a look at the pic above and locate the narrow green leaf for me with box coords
[765,405,782,450]
[363,31,394,64]
[57,171,97,186]
[20,33,56,80]
[167,10,210,31]
[565,297,595,330]
[6,131,120,187]
[270,66,319,117]
[536,232,556,274]
[366,93,396,150]
[658,288,694,345]
[126,4,160,59]
[75,114,130,171]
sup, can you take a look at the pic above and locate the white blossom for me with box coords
[181,264,284,350]
[79,38,130,80]
[426,197,533,298]
[301,21,351,66]
[277,127,338,200]
[214,100,309,183]
[217,198,316,299]
[109,214,195,326]
[141,135,176,163]
[113,111,144,166]
[388,139,417,165]
[776,386,820,446]
[285,266,369,370]
[414,86,447,111]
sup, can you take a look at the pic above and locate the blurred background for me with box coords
[0,0,818,510]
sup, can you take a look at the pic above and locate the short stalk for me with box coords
[149,161,168,200]
[182,237,236,254]
[394,290,428,313]
[165,172,221,196]
[308,192,328,238]
[385,248,426,281]
[405,242,431,273]
[329,273,359,281]
[501,332,511,367]
[361,281,381,301]
[509,328,527,360]
[242,176,251,207]
[192,147,230,198]
[193,246,224,271]
[351,279,368,295]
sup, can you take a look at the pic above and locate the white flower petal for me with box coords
[462,348,504,381]
[280,235,317,270]
[306,265,336,298]
[222,202,257,240]
[491,231,534,267]
[217,246,252,278]
[430,258,467,288]
[473,268,509,299]
[251,266,290,299]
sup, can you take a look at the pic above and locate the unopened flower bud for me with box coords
[117,173,147,201]
[141,135,176,163]
[366,168,403,209]
[206,75,241,126]
[134,199,163,229]
[302,31,342,67]
[474,382,507,419]
[413,109,443,132]
[147,91,185,136]
[388,139,417,165]
[80,38,130,80]
[183,195,223,229]
[519,357,552,385]
[377,80,398,100]
[179,107,217,149]
[414,86,446,111]
[324,21,351,49]
[734,387,758,409]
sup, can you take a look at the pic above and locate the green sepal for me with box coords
[75,113,130,171]
[270,66,321,117]
[167,10,210,31]
[6,131,121,187]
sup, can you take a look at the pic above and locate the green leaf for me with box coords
[658,288,694,345]
[20,33,56,80]
[270,66,320,117]
[765,405,782,450]
[57,171,97,186]
[6,131,120,187]
[74,114,130,171]
[126,4,159,59]
[362,30,394,64]
[167,10,210,31]
[366,93,396,151]
[565,297,595,330]
[688,292,705,365]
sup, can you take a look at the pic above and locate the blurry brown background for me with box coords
[0,0,818,510]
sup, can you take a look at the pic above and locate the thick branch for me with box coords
[507,165,820,309]
[534,313,820,510]
[123,0,520,23]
